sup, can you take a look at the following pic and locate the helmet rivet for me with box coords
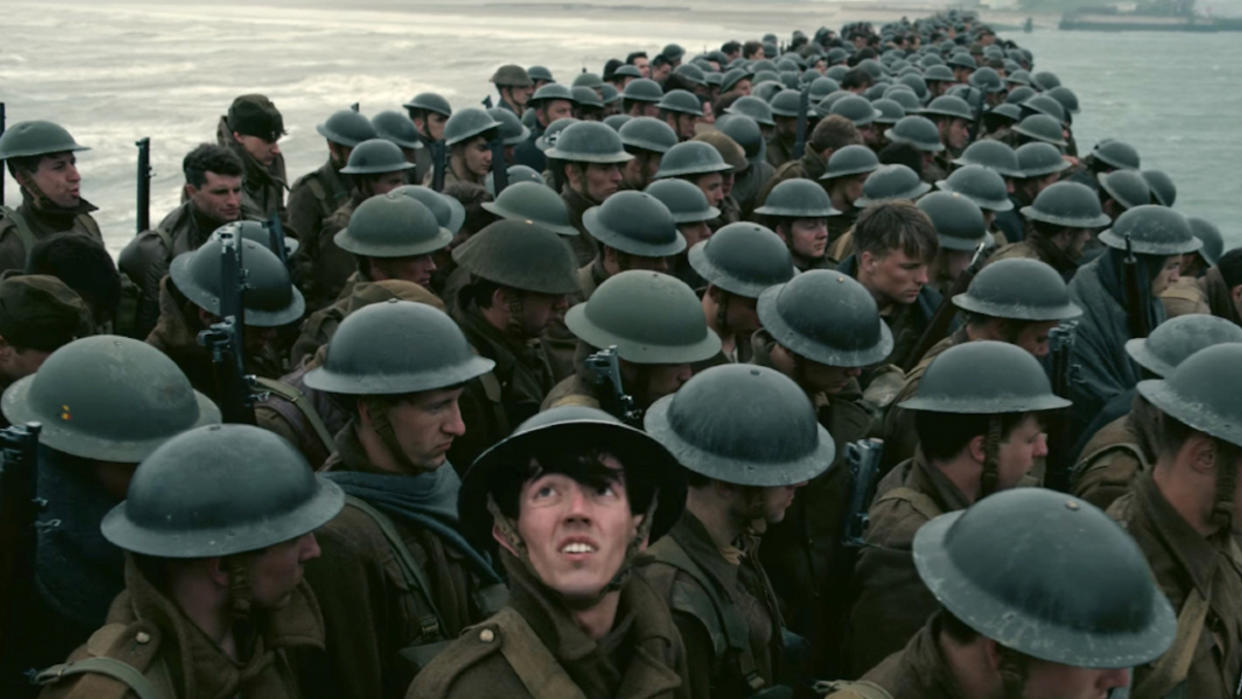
[1065,500,1080,511]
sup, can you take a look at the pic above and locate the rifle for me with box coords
[482,95,494,109]
[583,346,642,427]
[489,134,509,196]
[266,213,289,269]
[0,422,42,659]
[135,137,152,233]
[966,86,990,143]
[792,85,811,160]
[349,102,359,112]
[431,140,447,192]
[902,241,990,372]
[1122,231,1150,339]
[841,438,884,548]
[1044,321,1079,492]
[0,102,6,206]
[196,228,256,424]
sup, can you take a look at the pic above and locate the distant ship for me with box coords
[1060,3,1242,31]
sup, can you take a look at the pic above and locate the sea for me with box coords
[0,0,1238,256]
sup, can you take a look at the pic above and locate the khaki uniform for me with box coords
[542,371,604,412]
[290,275,444,367]
[826,209,857,251]
[287,159,351,254]
[987,234,1078,282]
[305,425,502,699]
[765,132,796,169]
[821,614,963,698]
[216,116,289,225]
[848,453,970,675]
[297,194,362,313]
[561,187,600,266]
[1108,473,1242,699]
[408,550,690,699]
[1160,276,1210,318]
[0,191,103,274]
[254,348,341,471]
[881,328,967,469]
[37,557,323,699]
[119,202,226,339]
[641,512,784,699]
[449,302,553,473]
[709,194,742,232]
[733,159,776,218]
[750,330,877,673]
[1071,412,1150,512]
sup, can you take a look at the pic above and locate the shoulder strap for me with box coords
[254,377,335,455]
[812,679,895,699]
[34,657,163,699]
[494,607,588,699]
[2,205,37,258]
[1073,441,1147,480]
[874,486,942,522]
[1132,586,1210,698]
[344,495,445,638]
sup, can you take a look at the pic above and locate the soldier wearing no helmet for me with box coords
[407,406,692,698]
[216,94,289,224]
[0,120,103,274]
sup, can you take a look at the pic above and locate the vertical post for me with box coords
[135,137,151,233]
[0,103,6,207]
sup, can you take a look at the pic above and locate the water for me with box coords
[0,1,1238,255]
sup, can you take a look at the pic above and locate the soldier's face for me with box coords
[427,113,449,141]
[186,171,242,223]
[234,133,281,167]
[741,483,804,524]
[461,138,492,177]
[733,79,752,96]
[581,163,623,202]
[857,123,880,146]
[514,290,569,337]
[694,173,724,207]
[1150,255,1181,297]
[383,387,468,470]
[674,114,700,141]
[513,458,640,602]
[621,360,691,407]
[860,248,930,306]
[26,152,81,208]
[0,344,51,386]
[838,174,868,205]
[633,57,650,78]
[371,253,438,289]
[1015,658,1129,699]
[719,169,735,198]
[365,171,409,197]
[723,292,760,336]
[622,151,659,189]
[244,532,321,608]
[781,218,829,261]
[943,117,971,151]
[995,414,1047,490]
[540,100,574,127]
[799,359,861,396]
[679,221,712,248]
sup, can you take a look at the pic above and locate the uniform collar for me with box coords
[1134,471,1238,599]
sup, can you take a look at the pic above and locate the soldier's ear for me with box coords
[966,433,987,465]
[1185,432,1219,476]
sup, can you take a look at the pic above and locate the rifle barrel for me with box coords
[0,102,6,206]
[135,137,151,233]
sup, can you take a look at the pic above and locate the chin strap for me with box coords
[486,489,659,608]
[225,556,254,621]
[362,396,422,473]
[1212,445,1238,533]
[979,415,1001,499]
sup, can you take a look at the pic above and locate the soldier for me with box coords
[330,192,451,305]
[1142,168,1177,207]
[1097,168,1151,220]
[0,336,218,696]
[642,363,836,698]
[645,178,720,287]
[1163,243,1242,322]
[577,191,685,297]
[819,144,879,247]
[618,116,678,191]
[919,94,974,160]
[478,180,577,236]
[0,275,88,396]
[1069,139,1140,194]
[296,300,505,698]
[491,64,534,116]
[1107,343,1242,698]
[715,114,774,217]
[0,120,103,274]
[448,220,578,469]
[486,108,529,166]
[287,108,378,254]
[836,201,942,370]
[34,423,343,699]
[690,131,746,229]
[934,164,1013,244]
[827,162,932,261]
[825,488,1174,699]
[373,110,426,177]
[571,86,605,121]
[883,257,1080,467]
[755,178,841,271]
[750,270,890,672]
[988,181,1109,281]
[916,191,988,295]
[1007,142,1069,229]
[544,121,633,266]
[829,95,883,153]
[1073,314,1242,511]
[402,92,452,185]
[513,83,576,173]
[408,405,690,698]
[763,89,805,168]
[621,78,664,118]
[119,144,245,338]
[217,94,289,223]
[543,271,720,416]
[758,115,861,201]
[1160,216,1223,317]
[658,89,705,142]
[148,229,305,397]
[691,222,794,362]
[436,108,501,188]
[297,138,415,309]
[526,65,554,90]
[883,115,948,183]
[848,341,1069,673]
[1067,206,1201,441]
[653,141,733,234]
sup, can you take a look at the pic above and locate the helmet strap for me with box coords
[979,414,1001,499]
[362,396,422,473]
[225,556,254,622]
[1211,441,1238,531]
[504,293,526,338]
[996,645,1029,699]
